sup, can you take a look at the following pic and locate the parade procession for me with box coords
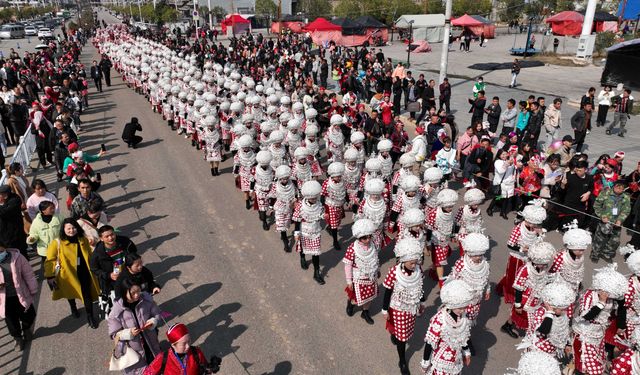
[59,19,636,374]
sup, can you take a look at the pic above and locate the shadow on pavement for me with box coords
[136,231,180,253]
[192,302,247,370]
[159,282,222,319]
[260,361,293,375]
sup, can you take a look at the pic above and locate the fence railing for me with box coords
[0,125,36,186]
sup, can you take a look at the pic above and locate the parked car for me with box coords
[24,25,37,36]
[37,27,52,38]
[0,25,25,39]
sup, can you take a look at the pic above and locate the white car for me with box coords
[24,26,37,36]
[37,28,52,38]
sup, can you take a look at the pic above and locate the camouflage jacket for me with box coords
[593,189,631,222]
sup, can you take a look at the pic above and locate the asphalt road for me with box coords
[1,10,636,375]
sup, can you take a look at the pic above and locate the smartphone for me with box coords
[96,172,102,181]
[100,143,106,152]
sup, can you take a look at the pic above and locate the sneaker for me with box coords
[606,129,611,135]
[14,338,24,351]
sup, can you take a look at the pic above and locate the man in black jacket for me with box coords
[364,110,384,155]
[402,71,414,110]
[524,101,543,150]
[90,60,103,92]
[99,55,113,87]
[484,96,502,133]
[468,90,486,126]
[0,186,27,257]
[571,102,592,152]
[122,117,143,148]
[90,225,138,294]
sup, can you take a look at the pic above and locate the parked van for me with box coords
[0,25,25,39]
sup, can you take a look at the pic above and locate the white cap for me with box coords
[280,96,291,105]
[365,158,382,172]
[527,241,556,265]
[305,124,318,136]
[327,162,345,177]
[562,228,592,250]
[256,150,272,166]
[269,130,285,143]
[330,114,344,126]
[275,165,291,179]
[463,188,485,206]
[350,131,365,144]
[401,208,425,228]
[592,264,628,299]
[242,113,254,124]
[399,153,415,167]
[423,167,443,184]
[294,147,309,160]
[513,351,561,375]
[279,112,292,123]
[287,119,301,130]
[305,108,318,119]
[521,201,547,225]
[394,237,423,263]
[364,178,385,195]
[301,180,322,198]
[352,218,376,239]
[621,244,640,275]
[344,148,359,162]
[292,102,303,111]
[540,282,576,309]
[441,279,475,309]
[237,134,253,149]
[462,233,490,256]
[377,139,392,152]
[400,175,421,193]
[437,189,458,207]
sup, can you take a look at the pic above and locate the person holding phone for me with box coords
[115,253,161,299]
[107,279,161,374]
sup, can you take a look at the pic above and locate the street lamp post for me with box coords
[406,20,414,67]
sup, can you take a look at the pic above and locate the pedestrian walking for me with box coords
[292,180,325,285]
[90,60,103,93]
[0,185,28,257]
[99,55,113,87]
[570,102,592,153]
[607,89,634,137]
[596,86,614,127]
[382,237,424,375]
[107,279,161,374]
[0,241,38,351]
[115,253,161,298]
[510,59,521,88]
[143,323,213,375]
[543,98,562,150]
[44,218,100,329]
[26,201,62,261]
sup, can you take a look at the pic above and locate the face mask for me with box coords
[0,251,8,263]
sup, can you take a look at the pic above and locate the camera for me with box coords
[199,355,222,374]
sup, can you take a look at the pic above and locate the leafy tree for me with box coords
[452,0,492,17]
[378,0,420,25]
[255,0,278,18]
[297,0,333,19]
[209,5,226,20]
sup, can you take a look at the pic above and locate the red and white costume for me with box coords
[233,136,256,192]
[447,233,491,323]
[253,152,275,212]
[497,208,546,304]
[383,264,423,342]
[425,189,458,267]
[377,139,394,180]
[322,163,347,230]
[356,178,389,249]
[292,191,324,256]
[343,149,363,207]
[511,262,551,332]
[202,122,222,162]
[421,279,474,375]
[573,265,628,375]
[422,167,446,212]
[390,176,423,234]
[272,167,297,232]
[325,116,345,163]
[267,131,290,170]
[455,188,486,255]
[343,238,379,306]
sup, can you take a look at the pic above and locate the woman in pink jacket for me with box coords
[0,240,38,351]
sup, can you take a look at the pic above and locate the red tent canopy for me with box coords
[221,14,251,34]
[304,17,342,31]
[451,14,485,27]
[546,10,584,22]
[546,11,584,36]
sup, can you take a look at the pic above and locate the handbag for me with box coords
[491,169,507,196]
[407,101,421,113]
[108,333,140,371]
[98,290,115,320]
[54,239,61,277]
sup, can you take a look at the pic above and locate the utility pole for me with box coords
[208,0,212,28]
[137,0,143,22]
[438,0,452,84]
[406,20,413,67]
[576,0,597,58]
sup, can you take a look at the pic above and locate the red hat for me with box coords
[67,142,79,153]
[606,158,618,167]
[614,151,625,159]
[166,323,189,344]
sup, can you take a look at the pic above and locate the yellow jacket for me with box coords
[44,237,100,302]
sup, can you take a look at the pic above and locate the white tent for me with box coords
[395,14,446,43]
